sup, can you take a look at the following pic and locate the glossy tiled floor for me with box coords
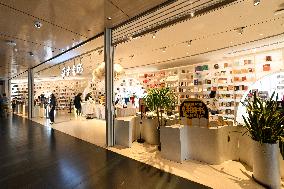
[0,115,210,189]
[30,113,283,189]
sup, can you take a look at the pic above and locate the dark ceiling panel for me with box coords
[0,0,173,79]
[0,0,105,38]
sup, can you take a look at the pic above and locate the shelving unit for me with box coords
[130,50,283,123]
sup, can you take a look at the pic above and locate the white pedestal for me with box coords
[160,125,188,162]
[114,117,136,147]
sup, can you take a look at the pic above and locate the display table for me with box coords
[114,116,137,147]
[116,107,138,117]
[81,103,105,119]
[160,124,188,162]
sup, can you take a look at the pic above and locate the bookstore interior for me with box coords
[9,3,284,184]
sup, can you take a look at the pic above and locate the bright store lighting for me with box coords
[34,21,42,29]
[152,32,157,39]
[253,0,260,6]
[187,40,192,47]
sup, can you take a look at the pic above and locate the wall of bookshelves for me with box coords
[11,80,87,110]
[127,49,284,123]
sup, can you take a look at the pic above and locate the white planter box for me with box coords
[160,125,188,162]
[114,117,136,147]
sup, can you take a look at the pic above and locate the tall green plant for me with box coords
[144,87,177,127]
[242,91,284,158]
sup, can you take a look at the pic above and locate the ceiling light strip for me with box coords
[124,32,284,70]
[113,0,240,45]
[114,14,284,60]
[112,0,237,40]
[113,0,211,40]
[113,0,201,37]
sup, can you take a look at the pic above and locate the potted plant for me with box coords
[242,91,284,189]
[144,87,177,150]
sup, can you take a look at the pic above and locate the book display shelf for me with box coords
[11,80,87,110]
[127,50,283,123]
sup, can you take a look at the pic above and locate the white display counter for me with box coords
[160,125,284,179]
[114,116,139,147]
[160,125,188,162]
[81,103,105,119]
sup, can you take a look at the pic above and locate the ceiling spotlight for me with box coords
[34,21,42,29]
[29,52,34,56]
[190,11,195,17]
[162,47,166,53]
[253,0,260,6]
[152,31,157,39]
[187,40,192,47]
[235,27,245,35]
[14,48,18,52]
[107,17,112,20]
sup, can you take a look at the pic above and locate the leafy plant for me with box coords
[242,91,284,158]
[144,87,177,127]
[144,87,177,150]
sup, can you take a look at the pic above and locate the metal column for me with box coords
[104,28,115,147]
[28,68,34,119]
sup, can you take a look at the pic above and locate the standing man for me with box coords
[49,93,56,124]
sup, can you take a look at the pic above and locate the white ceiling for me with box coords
[114,0,284,72]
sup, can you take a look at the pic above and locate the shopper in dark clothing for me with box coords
[12,99,16,114]
[49,94,56,124]
[74,93,82,116]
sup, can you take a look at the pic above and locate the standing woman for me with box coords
[49,93,56,124]
[74,93,82,116]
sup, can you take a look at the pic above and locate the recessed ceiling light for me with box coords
[162,47,166,53]
[152,32,157,39]
[259,33,263,36]
[29,52,34,56]
[6,40,16,46]
[34,21,42,29]
[186,52,189,55]
[187,40,192,47]
[253,0,260,6]
[235,27,244,35]
[107,17,112,20]
[14,48,18,52]
[230,41,233,44]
